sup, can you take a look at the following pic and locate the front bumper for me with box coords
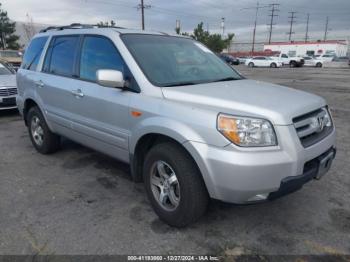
[0,96,17,110]
[268,147,336,200]
[183,125,336,204]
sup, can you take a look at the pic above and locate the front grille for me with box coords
[293,108,333,148]
[0,87,17,97]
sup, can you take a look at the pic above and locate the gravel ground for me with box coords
[0,66,349,256]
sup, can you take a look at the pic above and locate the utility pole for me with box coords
[221,17,225,39]
[324,16,329,41]
[252,2,259,54]
[137,0,151,30]
[305,13,310,42]
[241,2,269,55]
[267,3,280,44]
[287,11,297,41]
[175,20,181,34]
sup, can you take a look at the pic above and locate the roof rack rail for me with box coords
[39,23,125,33]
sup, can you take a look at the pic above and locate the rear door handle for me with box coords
[71,89,84,98]
[35,80,44,88]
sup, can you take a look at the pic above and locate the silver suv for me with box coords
[16,24,336,227]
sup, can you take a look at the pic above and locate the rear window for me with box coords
[44,35,80,77]
[21,36,48,71]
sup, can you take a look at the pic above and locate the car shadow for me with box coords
[0,108,19,117]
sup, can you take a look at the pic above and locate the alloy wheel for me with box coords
[31,116,44,146]
[150,160,181,211]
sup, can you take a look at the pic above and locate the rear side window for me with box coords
[21,36,48,71]
[44,35,80,77]
[79,36,124,81]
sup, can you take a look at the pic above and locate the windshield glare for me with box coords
[121,34,242,87]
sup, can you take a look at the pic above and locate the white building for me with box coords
[264,40,349,57]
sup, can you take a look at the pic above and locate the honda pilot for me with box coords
[16,24,336,227]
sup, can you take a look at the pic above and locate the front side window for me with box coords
[80,36,124,81]
[121,34,242,87]
[45,36,80,76]
[21,36,48,71]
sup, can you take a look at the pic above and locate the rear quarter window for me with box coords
[21,36,48,71]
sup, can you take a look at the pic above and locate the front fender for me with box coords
[129,116,206,154]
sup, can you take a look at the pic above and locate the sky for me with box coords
[2,0,350,43]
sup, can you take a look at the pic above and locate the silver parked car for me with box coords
[16,24,336,227]
[0,60,17,110]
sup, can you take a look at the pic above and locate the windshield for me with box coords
[121,34,242,87]
[0,63,13,75]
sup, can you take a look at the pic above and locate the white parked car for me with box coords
[245,57,283,68]
[303,56,323,67]
[0,60,17,110]
[314,54,335,62]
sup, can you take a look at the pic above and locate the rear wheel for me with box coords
[143,142,209,227]
[27,106,60,154]
[270,63,277,68]
[248,62,254,68]
[316,62,322,67]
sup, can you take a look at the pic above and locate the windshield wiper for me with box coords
[163,82,197,87]
[212,77,239,82]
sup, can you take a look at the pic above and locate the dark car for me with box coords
[332,56,349,62]
[219,54,240,65]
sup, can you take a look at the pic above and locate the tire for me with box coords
[316,62,322,68]
[143,142,209,227]
[290,61,297,68]
[270,63,277,68]
[248,62,254,68]
[27,106,60,154]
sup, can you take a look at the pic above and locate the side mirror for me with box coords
[96,69,125,88]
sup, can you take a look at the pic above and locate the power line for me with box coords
[305,13,310,42]
[267,3,280,44]
[287,11,297,41]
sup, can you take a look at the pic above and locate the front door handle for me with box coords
[71,89,84,98]
[35,80,44,88]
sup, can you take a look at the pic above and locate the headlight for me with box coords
[217,114,277,147]
[323,108,332,127]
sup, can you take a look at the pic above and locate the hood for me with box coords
[161,79,326,125]
[0,74,16,87]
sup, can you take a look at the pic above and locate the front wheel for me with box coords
[270,63,277,68]
[316,62,322,67]
[143,142,209,227]
[290,61,297,67]
[27,106,60,154]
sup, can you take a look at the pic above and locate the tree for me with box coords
[22,13,37,43]
[0,3,20,50]
[97,20,116,27]
[190,22,234,53]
